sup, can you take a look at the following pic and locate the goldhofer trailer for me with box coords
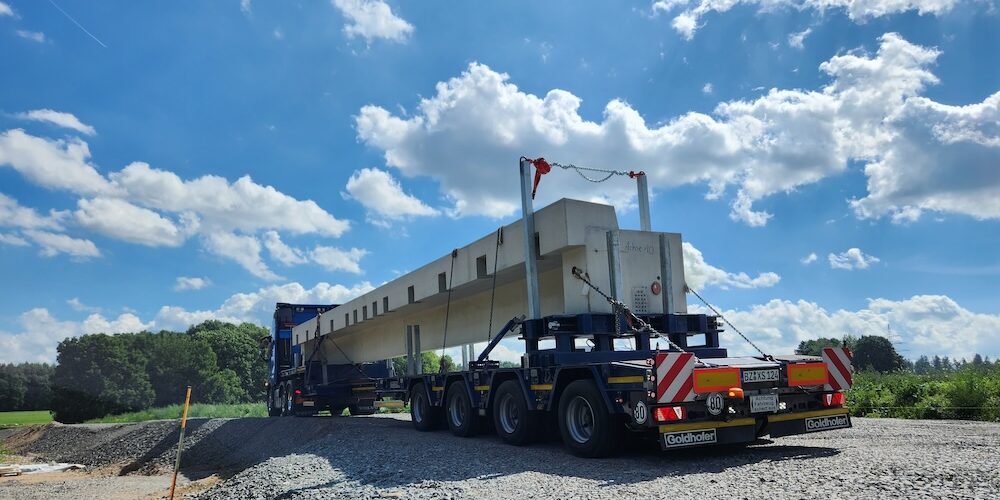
[372,298,853,457]
[266,156,853,456]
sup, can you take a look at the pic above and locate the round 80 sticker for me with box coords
[706,392,725,415]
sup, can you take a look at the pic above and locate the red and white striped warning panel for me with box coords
[821,347,853,391]
[655,352,696,403]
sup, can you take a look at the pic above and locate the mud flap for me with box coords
[658,418,757,450]
[766,409,851,438]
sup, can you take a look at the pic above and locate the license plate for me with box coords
[750,394,778,413]
[742,369,780,383]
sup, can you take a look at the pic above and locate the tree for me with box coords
[188,322,269,401]
[0,364,27,411]
[913,355,932,375]
[852,335,905,373]
[390,352,458,375]
[52,334,155,423]
[135,332,242,407]
[796,338,842,356]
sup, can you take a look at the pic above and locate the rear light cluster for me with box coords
[821,392,846,407]
[655,406,686,422]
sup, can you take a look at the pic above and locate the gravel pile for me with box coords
[5,415,1000,499]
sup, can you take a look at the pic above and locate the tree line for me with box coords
[3,328,997,422]
[48,320,268,423]
[798,335,1000,421]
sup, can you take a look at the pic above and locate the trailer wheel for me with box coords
[410,383,442,431]
[558,379,622,457]
[492,380,538,446]
[445,382,478,437]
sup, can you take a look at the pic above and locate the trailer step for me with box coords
[375,400,405,409]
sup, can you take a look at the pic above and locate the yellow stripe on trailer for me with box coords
[474,385,490,391]
[608,376,644,384]
[351,386,376,392]
[530,384,553,391]
[768,408,848,422]
[374,400,405,408]
[658,417,755,433]
[431,386,445,392]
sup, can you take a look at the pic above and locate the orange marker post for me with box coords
[168,386,192,500]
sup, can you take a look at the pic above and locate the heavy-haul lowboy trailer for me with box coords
[264,157,853,457]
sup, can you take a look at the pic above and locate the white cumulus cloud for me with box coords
[788,28,812,49]
[683,242,781,290]
[309,245,367,274]
[332,0,413,43]
[828,247,880,270]
[800,252,818,264]
[153,281,375,331]
[263,230,308,265]
[203,232,280,281]
[74,197,189,247]
[344,167,438,225]
[23,229,100,258]
[16,30,46,44]
[0,128,359,276]
[702,295,1000,361]
[174,276,211,291]
[653,0,964,40]
[67,297,101,313]
[0,2,14,17]
[0,233,29,246]
[0,193,66,230]
[16,109,96,136]
[0,129,113,195]
[356,34,997,225]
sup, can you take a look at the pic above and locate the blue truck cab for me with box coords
[266,302,390,417]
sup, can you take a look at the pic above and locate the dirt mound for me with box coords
[2,417,340,479]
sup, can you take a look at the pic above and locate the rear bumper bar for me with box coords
[656,408,851,450]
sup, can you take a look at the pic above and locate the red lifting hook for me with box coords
[530,158,551,199]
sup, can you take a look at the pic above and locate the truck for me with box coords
[262,157,853,457]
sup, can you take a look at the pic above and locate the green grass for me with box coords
[85,403,268,424]
[0,410,54,428]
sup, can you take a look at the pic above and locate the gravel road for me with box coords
[3,415,999,499]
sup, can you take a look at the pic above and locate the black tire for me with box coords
[557,379,622,457]
[348,403,377,416]
[445,382,478,437]
[284,382,300,417]
[278,385,289,416]
[410,383,442,431]
[492,380,539,446]
[268,387,281,417]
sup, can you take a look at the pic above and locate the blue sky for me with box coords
[0,0,997,363]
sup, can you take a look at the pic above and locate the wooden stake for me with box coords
[168,386,192,500]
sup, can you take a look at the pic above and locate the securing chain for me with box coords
[686,285,773,361]
[551,162,625,183]
[570,266,694,358]
[525,157,644,199]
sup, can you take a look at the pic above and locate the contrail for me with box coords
[47,0,107,48]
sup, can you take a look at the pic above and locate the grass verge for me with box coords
[85,403,268,423]
[0,410,54,428]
